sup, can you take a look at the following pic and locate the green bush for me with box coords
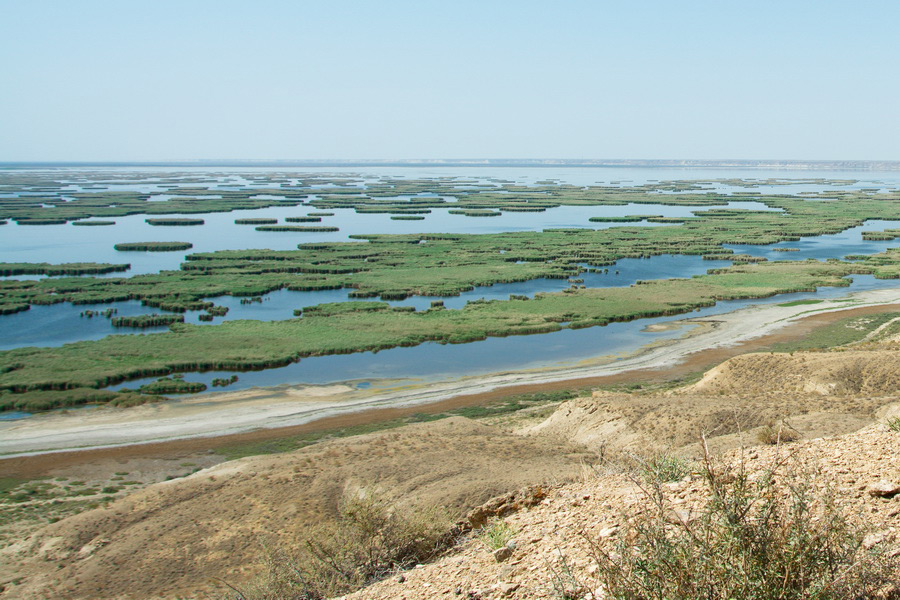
[477,519,516,550]
[587,449,896,600]
[635,452,693,484]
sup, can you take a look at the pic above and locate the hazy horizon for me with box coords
[2,1,899,162]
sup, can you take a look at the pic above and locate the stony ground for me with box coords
[347,421,900,600]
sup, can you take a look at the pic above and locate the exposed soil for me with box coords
[347,422,900,600]
[1,419,594,600]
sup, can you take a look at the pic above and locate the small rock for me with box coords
[866,481,900,498]
[863,531,889,549]
[666,509,696,525]
[597,526,618,538]
[498,582,520,596]
[397,574,406,583]
[493,546,514,562]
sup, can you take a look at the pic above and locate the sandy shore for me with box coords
[2,286,899,456]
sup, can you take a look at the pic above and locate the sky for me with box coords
[1,0,899,161]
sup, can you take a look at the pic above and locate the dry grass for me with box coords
[756,420,802,445]
[224,490,452,600]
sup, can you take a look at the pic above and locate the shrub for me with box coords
[477,519,516,550]
[757,420,801,445]
[635,452,693,484]
[224,490,451,600]
[586,444,897,600]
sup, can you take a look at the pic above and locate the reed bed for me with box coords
[254,225,340,232]
[0,257,885,411]
[114,242,193,252]
[145,218,205,226]
[285,216,323,222]
[110,314,184,328]
[0,262,130,276]
[235,218,278,225]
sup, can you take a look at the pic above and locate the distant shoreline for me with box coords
[2,159,900,170]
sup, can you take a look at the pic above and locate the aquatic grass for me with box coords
[284,216,323,222]
[0,259,881,410]
[235,218,278,225]
[110,314,184,328]
[0,262,130,276]
[137,377,207,395]
[114,242,193,252]
[254,225,339,232]
[145,218,205,226]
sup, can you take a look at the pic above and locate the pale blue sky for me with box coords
[1,1,898,161]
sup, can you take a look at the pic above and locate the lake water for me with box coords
[2,166,899,399]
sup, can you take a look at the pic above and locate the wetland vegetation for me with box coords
[0,169,898,412]
[145,218,205,226]
[114,242,193,252]
[1,254,897,411]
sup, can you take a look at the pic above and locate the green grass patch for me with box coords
[72,220,115,226]
[0,262,130,276]
[110,314,184,328]
[235,218,278,225]
[777,299,824,307]
[769,311,900,352]
[255,225,339,232]
[285,216,323,223]
[114,241,193,252]
[145,218,205,226]
[138,377,208,395]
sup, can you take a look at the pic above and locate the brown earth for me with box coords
[683,346,900,397]
[528,346,900,456]
[0,418,593,600]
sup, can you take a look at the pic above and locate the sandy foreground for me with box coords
[2,286,899,456]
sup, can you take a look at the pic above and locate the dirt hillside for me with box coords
[0,418,593,600]
[527,387,895,457]
[347,421,900,600]
[682,347,900,397]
